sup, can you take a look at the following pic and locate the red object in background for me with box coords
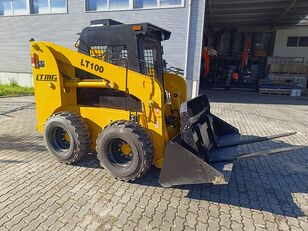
[202,47,210,76]
[232,72,239,81]
[241,36,252,71]
[241,51,248,70]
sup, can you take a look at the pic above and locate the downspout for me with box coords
[184,0,192,80]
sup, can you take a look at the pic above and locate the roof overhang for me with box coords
[207,0,308,29]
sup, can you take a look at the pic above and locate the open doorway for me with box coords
[199,0,308,96]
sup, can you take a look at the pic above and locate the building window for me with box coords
[110,0,129,10]
[86,0,184,11]
[298,37,308,47]
[134,0,157,8]
[160,0,181,6]
[287,37,299,47]
[13,0,29,15]
[287,36,308,47]
[0,0,67,16]
[33,0,67,14]
[87,0,107,11]
[87,0,129,10]
[33,0,49,14]
[0,0,30,16]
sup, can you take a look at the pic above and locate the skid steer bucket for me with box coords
[159,94,297,187]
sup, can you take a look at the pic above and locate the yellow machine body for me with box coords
[31,22,292,187]
[31,41,187,168]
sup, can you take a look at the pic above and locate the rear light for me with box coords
[31,53,38,68]
[132,25,142,31]
[31,57,36,67]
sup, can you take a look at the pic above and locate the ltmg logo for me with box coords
[36,74,58,82]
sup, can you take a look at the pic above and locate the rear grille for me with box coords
[90,45,128,67]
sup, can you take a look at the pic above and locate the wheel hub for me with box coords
[120,143,132,156]
[63,132,70,143]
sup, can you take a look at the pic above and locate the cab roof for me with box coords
[90,19,171,41]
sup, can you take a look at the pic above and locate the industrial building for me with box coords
[0,0,308,97]
[201,0,308,96]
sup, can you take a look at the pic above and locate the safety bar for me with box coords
[63,79,114,88]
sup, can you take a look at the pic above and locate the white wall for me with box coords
[273,26,308,61]
[0,72,33,87]
[0,0,206,97]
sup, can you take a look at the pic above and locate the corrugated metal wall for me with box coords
[0,0,205,97]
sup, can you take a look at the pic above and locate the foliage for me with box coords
[0,83,34,96]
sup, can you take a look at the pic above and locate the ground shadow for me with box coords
[131,136,308,218]
[0,102,35,117]
[0,159,28,164]
[73,153,102,169]
[3,130,306,218]
[72,134,308,217]
[0,134,46,152]
[201,89,308,106]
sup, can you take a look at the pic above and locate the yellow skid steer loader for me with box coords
[30,19,297,187]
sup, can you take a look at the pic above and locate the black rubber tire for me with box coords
[96,120,154,181]
[44,112,91,164]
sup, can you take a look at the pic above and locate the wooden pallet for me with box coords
[259,88,291,96]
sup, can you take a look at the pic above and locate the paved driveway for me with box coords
[0,91,307,231]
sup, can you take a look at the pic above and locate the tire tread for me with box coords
[46,112,91,164]
[96,120,154,181]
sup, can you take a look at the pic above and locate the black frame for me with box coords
[78,19,170,84]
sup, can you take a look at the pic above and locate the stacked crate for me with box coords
[259,57,308,96]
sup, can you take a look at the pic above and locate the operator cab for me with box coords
[77,19,171,83]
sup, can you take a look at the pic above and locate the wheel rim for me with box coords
[49,127,71,153]
[107,138,133,167]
